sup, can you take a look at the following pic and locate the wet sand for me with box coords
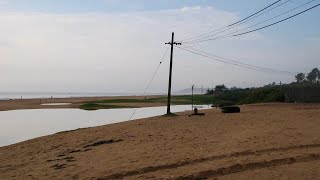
[0,103,320,179]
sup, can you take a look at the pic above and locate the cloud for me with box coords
[0,0,8,5]
[304,36,320,42]
[0,7,237,92]
[180,6,201,12]
[0,6,316,93]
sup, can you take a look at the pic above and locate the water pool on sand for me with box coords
[0,105,210,147]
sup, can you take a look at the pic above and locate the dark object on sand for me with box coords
[218,103,235,108]
[83,139,123,148]
[212,103,234,108]
[220,106,240,113]
[192,108,205,116]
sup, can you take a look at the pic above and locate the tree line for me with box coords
[295,68,320,83]
[206,67,320,95]
[203,68,320,104]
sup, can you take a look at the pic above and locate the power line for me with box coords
[181,0,284,42]
[129,46,169,120]
[232,3,320,37]
[177,45,298,75]
[143,47,169,95]
[182,0,292,43]
[216,0,317,41]
[227,0,283,27]
[181,45,298,74]
[185,2,320,44]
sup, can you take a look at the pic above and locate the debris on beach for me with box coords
[191,108,205,116]
[83,139,123,148]
[220,106,241,113]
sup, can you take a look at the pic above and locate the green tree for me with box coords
[214,84,228,93]
[206,89,214,95]
[230,86,241,91]
[306,68,319,83]
[295,73,305,83]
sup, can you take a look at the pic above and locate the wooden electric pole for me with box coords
[165,32,181,114]
[192,85,194,111]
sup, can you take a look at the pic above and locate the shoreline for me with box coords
[0,104,204,147]
[0,95,164,112]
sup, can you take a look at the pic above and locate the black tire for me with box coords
[221,106,240,113]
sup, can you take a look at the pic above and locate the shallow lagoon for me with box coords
[0,105,210,147]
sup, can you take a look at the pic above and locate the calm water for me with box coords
[0,105,210,147]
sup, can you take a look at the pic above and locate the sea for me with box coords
[0,92,150,100]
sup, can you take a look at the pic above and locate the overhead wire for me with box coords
[181,0,284,42]
[181,45,297,74]
[232,3,320,37]
[219,0,316,41]
[184,2,320,44]
[143,47,169,95]
[182,0,292,43]
[177,45,299,75]
[129,46,169,120]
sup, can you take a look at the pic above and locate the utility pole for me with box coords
[165,32,181,114]
[192,85,194,111]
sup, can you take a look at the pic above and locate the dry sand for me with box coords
[0,103,320,179]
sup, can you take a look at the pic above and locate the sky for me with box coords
[0,0,319,93]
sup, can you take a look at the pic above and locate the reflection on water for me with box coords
[0,105,210,147]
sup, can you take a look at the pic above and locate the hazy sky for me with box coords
[0,0,319,93]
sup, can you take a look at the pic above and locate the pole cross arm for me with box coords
[165,42,182,45]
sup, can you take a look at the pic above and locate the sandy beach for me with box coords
[2,0,319,179]
[0,103,319,179]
